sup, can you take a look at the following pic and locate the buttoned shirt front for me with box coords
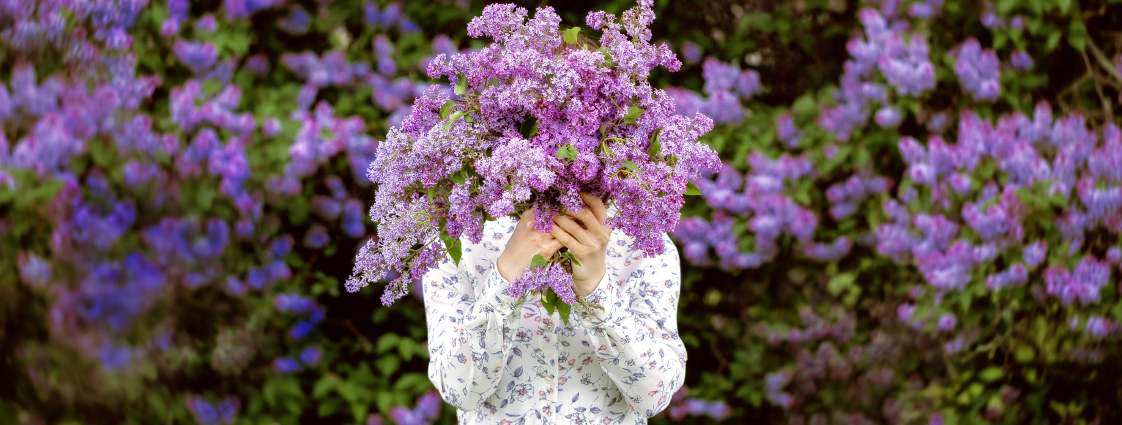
[422,216,687,424]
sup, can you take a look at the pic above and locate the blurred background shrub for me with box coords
[2,0,1122,424]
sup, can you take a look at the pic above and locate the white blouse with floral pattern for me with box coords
[422,216,687,425]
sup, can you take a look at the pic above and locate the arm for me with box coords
[572,234,687,417]
[423,254,523,411]
[425,211,562,411]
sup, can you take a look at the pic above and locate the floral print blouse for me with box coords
[422,216,688,424]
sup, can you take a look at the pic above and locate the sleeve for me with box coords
[572,234,688,417]
[423,253,525,412]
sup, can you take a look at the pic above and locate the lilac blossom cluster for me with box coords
[953,38,1001,101]
[388,390,442,425]
[760,307,914,415]
[660,386,730,421]
[819,8,936,140]
[274,294,326,340]
[509,261,576,303]
[877,108,1122,328]
[186,395,240,425]
[665,57,761,124]
[349,0,720,305]
[674,152,856,269]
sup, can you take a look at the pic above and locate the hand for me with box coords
[496,209,564,282]
[551,192,612,297]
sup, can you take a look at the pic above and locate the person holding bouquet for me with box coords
[348,1,718,422]
[421,192,685,423]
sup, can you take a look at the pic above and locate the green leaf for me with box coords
[451,170,467,184]
[1014,345,1036,362]
[556,143,577,160]
[519,116,538,139]
[624,106,643,124]
[622,161,639,171]
[1067,18,1087,50]
[444,111,464,131]
[685,181,703,196]
[441,234,463,266]
[648,127,662,159]
[454,74,467,96]
[312,376,336,399]
[979,366,1005,382]
[542,288,557,315]
[557,300,572,324]
[559,250,582,267]
[563,27,581,44]
[530,254,548,269]
[827,273,856,296]
[439,101,455,119]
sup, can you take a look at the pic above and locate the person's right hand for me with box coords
[496,209,564,282]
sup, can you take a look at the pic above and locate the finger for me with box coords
[550,226,582,251]
[579,192,608,223]
[568,207,599,227]
[543,238,564,255]
[553,215,592,245]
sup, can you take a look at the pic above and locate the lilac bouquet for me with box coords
[348,0,719,313]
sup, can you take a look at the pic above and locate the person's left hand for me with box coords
[551,192,612,297]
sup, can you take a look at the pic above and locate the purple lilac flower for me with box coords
[777,113,800,147]
[936,314,956,331]
[1023,241,1047,268]
[18,253,52,287]
[98,343,132,370]
[954,38,1000,101]
[1044,257,1110,305]
[173,41,218,75]
[1085,317,1113,338]
[510,262,575,304]
[986,264,1028,290]
[389,407,426,425]
[1010,50,1033,70]
[304,225,330,248]
[245,53,270,76]
[197,14,217,32]
[737,69,762,98]
[875,106,902,128]
[299,346,323,365]
[342,199,366,238]
[684,399,708,415]
[878,32,936,96]
[679,42,702,65]
[186,396,221,425]
[289,321,315,339]
[312,196,342,219]
[1106,247,1122,264]
[275,294,318,314]
[272,357,300,373]
[909,0,943,18]
[415,390,442,420]
[263,118,282,136]
[277,5,311,35]
[225,276,248,297]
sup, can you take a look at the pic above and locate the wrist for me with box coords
[573,267,606,297]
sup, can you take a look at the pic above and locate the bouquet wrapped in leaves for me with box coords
[348,0,719,311]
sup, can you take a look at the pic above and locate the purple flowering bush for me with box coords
[665,0,1122,423]
[0,0,465,423]
[2,0,1122,424]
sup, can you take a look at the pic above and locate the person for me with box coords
[422,192,687,424]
